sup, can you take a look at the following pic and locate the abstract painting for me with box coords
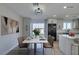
[1,16,19,35]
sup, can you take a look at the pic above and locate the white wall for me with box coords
[22,17,31,36]
[0,4,23,54]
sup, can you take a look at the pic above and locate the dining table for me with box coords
[23,37,48,55]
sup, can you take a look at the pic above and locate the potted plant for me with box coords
[33,28,40,38]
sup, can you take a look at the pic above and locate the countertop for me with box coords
[59,34,79,45]
[58,33,79,34]
[59,34,79,39]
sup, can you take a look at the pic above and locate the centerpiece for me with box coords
[33,28,40,38]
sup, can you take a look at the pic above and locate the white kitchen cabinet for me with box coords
[59,36,67,54]
[72,19,79,29]
[59,35,79,55]
[59,35,72,55]
[48,19,57,24]
[57,19,63,29]
[71,43,79,55]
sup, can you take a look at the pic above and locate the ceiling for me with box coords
[2,3,79,20]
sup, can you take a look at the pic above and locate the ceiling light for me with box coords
[64,6,74,9]
[53,15,56,17]
[33,3,43,15]
[35,8,42,14]
[65,15,69,17]
[64,6,67,9]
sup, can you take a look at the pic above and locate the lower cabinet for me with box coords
[59,35,74,55]
[71,43,79,55]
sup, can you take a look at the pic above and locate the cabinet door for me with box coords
[48,19,57,24]
[59,36,67,54]
[75,20,78,28]
[57,19,63,29]
[73,20,79,29]
[72,20,76,28]
[71,45,78,55]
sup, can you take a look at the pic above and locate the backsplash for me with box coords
[70,29,79,33]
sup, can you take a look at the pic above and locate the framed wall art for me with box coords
[1,16,19,35]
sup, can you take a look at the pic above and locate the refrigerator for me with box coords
[48,24,57,41]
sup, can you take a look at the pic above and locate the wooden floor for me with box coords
[53,41,64,55]
[7,41,64,55]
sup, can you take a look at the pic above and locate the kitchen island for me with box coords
[59,35,79,55]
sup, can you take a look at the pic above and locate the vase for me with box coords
[35,35,39,38]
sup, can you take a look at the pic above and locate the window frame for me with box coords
[32,23,45,35]
[63,22,72,30]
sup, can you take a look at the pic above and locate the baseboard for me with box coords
[2,45,18,55]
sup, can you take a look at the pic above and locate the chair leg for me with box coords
[27,45,29,55]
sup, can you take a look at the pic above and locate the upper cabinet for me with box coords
[57,19,63,30]
[48,19,57,24]
[72,19,79,29]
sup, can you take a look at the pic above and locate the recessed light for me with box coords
[64,6,67,9]
[65,15,69,17]
[64,6,74,9]
[53,15,56,17]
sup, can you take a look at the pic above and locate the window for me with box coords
[33,23,44,35]
[63,22,72,30]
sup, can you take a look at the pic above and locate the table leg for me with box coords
[34,43,37,55]
[43,43,44,55]
[34,43,44,55]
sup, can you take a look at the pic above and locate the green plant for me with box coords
[33,28,40,36]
